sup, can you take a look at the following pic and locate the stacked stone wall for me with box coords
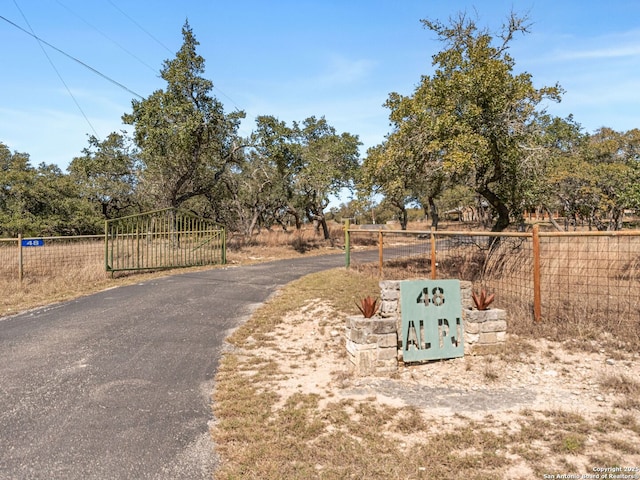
[345,316,398,376]
[345,279,508,375]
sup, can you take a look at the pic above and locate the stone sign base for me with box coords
[345,316,398,376]
[345,279,509,376]
[462,307,508,355]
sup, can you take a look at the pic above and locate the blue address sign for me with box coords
[21,239,44,247]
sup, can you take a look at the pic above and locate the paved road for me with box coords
[0,253,375,480]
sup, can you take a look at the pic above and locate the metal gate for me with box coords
[105,208,225,272]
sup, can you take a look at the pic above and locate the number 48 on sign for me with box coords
[21,239,44,247]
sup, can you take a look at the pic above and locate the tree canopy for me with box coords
[2,14,640,238]
[122,21,245,209]
[371,12,563,231]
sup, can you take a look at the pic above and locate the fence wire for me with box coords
[0,236,103,280]
[347,227,640,326]
[539,233,640,325]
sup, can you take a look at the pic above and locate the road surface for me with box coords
[1,253,378,479]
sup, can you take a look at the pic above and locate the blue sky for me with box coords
[1,0,639,171]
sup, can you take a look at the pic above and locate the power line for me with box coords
[104,0,245,113]
[11,0,99,138]
[55,0,159,75]
[0,13,144,100]
[105,0,173,54]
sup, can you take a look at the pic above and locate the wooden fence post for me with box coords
[532,224,542,322]
[18,233,23,283]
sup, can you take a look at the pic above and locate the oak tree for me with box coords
[123,21,245,209]
[382,12,562,231]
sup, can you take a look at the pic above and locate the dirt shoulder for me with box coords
[214,286,640,479]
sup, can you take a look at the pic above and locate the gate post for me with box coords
[532,224,542,322]
[430,231,437,279]
[378,230,383,278]
[344,219,351,269]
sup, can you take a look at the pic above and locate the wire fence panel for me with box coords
[539,233,640,330]
[0,236,104,281]
[346,227,640,329]
[437,233,534,317]
[0,239,18,280]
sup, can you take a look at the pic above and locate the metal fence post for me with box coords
[430,231,437,279]
[532,224,542,322]
[378,230,383,278]
[18,233,23,283]
[221,228,227,265]
[344,219,350,269]
[104,220,110,273]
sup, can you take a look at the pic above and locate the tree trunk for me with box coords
[245,209,260,238]
[400,208,408,230]
[478,186,510,232]
[428,196,439,230]
[320,217,330,240]
[543,205,563,232]
[287,206,302,230]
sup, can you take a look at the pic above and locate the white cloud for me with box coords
[544,29,640,62]
[315,55,377,88]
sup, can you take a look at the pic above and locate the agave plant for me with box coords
[471,289,495,310]
[355,296,379,318]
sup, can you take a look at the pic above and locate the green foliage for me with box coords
[122,21,245,209]
[68,133,141,219]
[547,126,640,230]
[361,142,416,230]
[377,12,562,231]
[247,115,360,239]
[0,143,98,236]
[4,19,639,238]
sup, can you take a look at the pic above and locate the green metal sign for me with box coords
[400,279,464,362]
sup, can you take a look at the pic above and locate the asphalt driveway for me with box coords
[0,253,365,480]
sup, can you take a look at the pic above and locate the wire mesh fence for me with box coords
[0,235,104,281]
[538,232,640,327]
[346,226,640,333]
[3,226,639,338]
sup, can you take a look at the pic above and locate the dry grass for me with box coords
[4,226,639,477]
[1,238,109,316]
[353,231,640,350]
[213,268,640,479]
[0,225,345,317]
[214,270,516,480]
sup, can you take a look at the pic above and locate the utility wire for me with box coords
[0,14,144,100]
[11,0,99,138]
[55,0,159,75]
[105,0,245,113]
[105,0,173,54]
